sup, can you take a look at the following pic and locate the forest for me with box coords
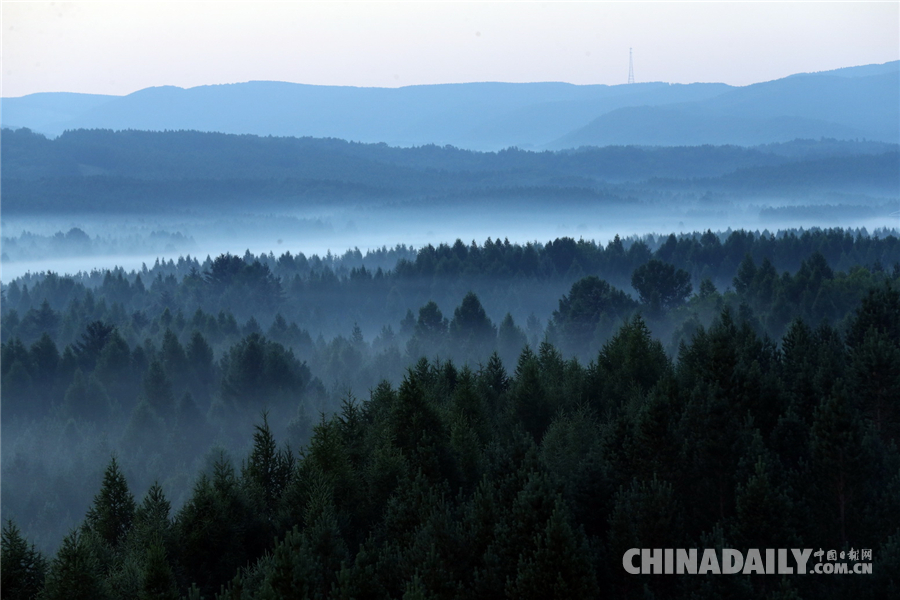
[2,225,899,599]
[2,128,897,216]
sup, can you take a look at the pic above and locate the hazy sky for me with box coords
[2,1,898,97]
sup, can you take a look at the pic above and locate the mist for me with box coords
[4,188,896,283]
[1,122,898,598]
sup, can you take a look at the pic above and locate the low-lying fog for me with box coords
[3,199,897,282]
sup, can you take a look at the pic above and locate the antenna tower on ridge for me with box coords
[628,48,635,84]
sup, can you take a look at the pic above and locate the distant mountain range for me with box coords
[2,62,897,150]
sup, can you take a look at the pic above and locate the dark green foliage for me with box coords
[609,476,685,598]
[174,457,262,597]
[1,520,46,600]
[130,483,173,551]
[591,314,670,413]
[40,530,109,600]
[4,227,900,600]
[505,504,599,600]
[138,542,179,600]
[17,296,900,599]
[553,275,637,356]
[220,333,311,409]
[631,259,693,311]
[260,515,348,599]
[810,385,871,547]
[388,372,455,485]
[731,458,800,550]
[539,407,610,538]
[82,457,136,550]
[846,280,900,347]
[242,413,295,528]
[846,282,900,444]
[508,347,552,441]
[609,476,684,557]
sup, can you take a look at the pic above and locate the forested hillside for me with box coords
[2,227,899,598]
[2,128,897,215]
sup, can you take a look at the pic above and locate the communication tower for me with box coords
[628,48,635,84]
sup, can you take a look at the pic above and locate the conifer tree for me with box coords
[506,503,599,600]
[448,292,496,360]
[811,386,870,547]
[138,542,179,600]
[83,456,136,550]
[509,347,551,441]
[1,519,47,600]
[73,320,115,371]
[731,458,799,550]
[41,530,109,600]
[242,412,294,525]
[131,483,173,551]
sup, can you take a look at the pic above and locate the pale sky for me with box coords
[1,1,898,97]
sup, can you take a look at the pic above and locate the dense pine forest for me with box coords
[2,226,899,598]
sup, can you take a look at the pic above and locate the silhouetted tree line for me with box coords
[1,228,195,263]
[4,228,898,346]
[3,278,899,599]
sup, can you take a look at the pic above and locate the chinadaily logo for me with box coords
[622,548,873,575]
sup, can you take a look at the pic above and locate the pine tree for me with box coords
[592,314,670,412]
[731,458,799,550]
[73,320,115,371]
[138,542,179,600]
[131,483,173,551]
[261,502,349,600]
[847,327,900,445]
[41,530,109,600]
[1,519,47,600]
[175,457,259,596]
[242,412,294,525]
[811,385,869,547]
[506,503,599,600]
[448,292,496,360]
[83,456,136,550]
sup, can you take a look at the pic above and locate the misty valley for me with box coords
[2,124,899,599]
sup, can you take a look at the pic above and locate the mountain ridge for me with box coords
[2,61,897,150]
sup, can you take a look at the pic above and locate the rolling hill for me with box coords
[3,61,896,150]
